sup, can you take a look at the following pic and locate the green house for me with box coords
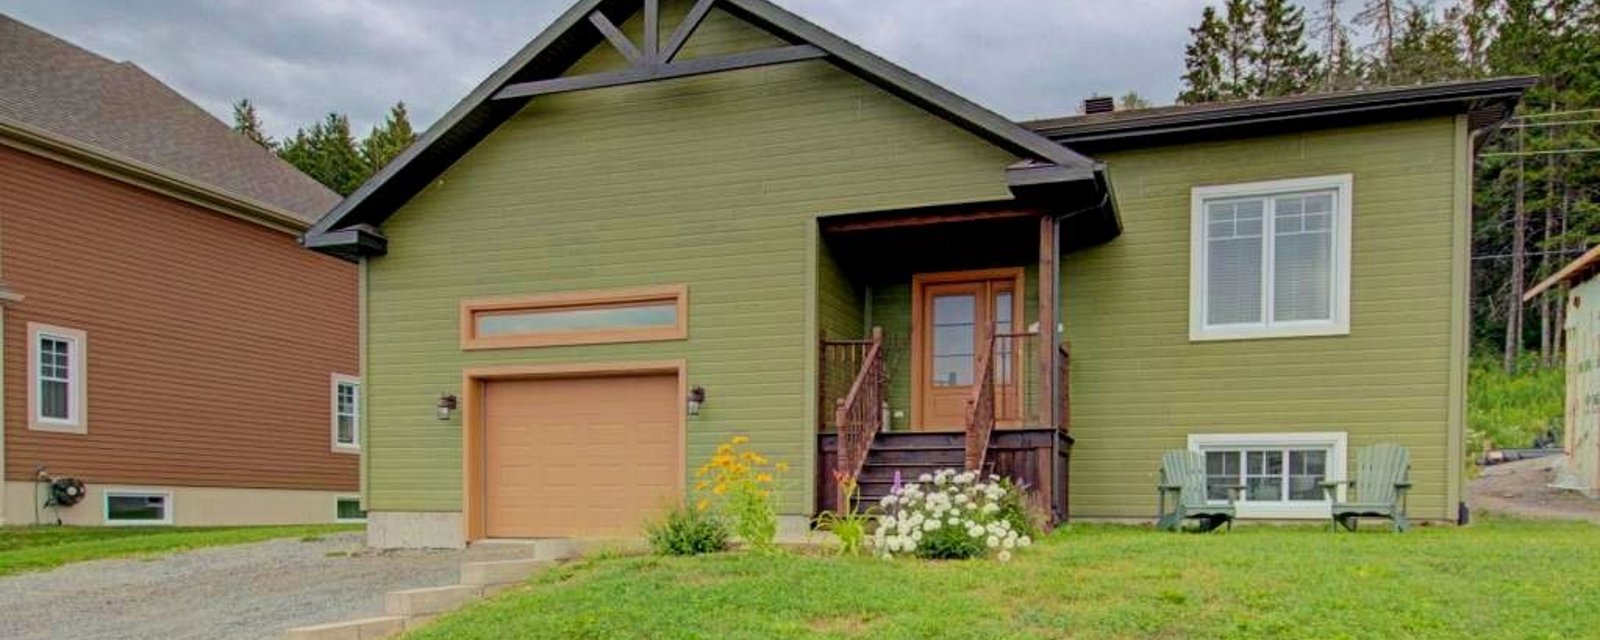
[305,0,1531,547]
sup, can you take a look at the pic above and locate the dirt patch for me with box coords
[1468,457,1600,523]
[807,613,882,636]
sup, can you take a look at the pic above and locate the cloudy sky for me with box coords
[3,0,1226,139]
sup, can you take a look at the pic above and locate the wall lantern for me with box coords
[437,393,458,421]
[686,386,707,417]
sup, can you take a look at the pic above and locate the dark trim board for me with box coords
[493,45,827,99]
[1026,76,1536,151]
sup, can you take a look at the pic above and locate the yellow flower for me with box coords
[731,435,750,445]
[755,473,773,484]
[776,462,790,472]
[695,481,710,491]
[712,484,727,495]
[696,499,710,512]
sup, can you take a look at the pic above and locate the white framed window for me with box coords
[331,374,360,453]
[104,488,173,526]
[28,323,87,433]
[1190,175,1353,341]
[1187,432,1348,519]
[336,496,367,523]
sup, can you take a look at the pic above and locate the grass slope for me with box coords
[410,519,1599,639]
[0,524,359,577]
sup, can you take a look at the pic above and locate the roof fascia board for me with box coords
[1032,77,1536,143]
[0,116,311,234]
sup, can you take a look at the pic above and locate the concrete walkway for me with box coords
[0,532,531,640]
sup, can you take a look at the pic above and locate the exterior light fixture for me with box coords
[437,393,458,421]
[687,386,707,416]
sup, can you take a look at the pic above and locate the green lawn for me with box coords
[409,518,1599,639]
[0,524,360,577]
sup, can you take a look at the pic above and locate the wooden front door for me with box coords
[912,269,1023,430]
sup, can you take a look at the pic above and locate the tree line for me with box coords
[231,100,418,197]
[1176,0,1599,374]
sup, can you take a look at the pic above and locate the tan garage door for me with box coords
[483,374,679,538]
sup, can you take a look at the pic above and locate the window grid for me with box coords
[1204,447,1330,503]
[335,381,359,447]
[1203,189,1338,331]
[36,335,73,422]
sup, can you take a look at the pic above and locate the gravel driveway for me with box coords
[0,532,533,640]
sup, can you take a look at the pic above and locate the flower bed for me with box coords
[873,468,1032,561]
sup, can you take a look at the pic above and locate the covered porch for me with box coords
[813,199,1117,522]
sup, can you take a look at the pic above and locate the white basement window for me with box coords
[1188,432,1348,519]
[104,489,173,526]
[332,374,361,452]
[28,323,87,433]
[1190,175,1352,341]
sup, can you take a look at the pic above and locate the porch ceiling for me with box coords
[819,199,1117,280]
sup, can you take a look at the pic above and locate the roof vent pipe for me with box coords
[1082,96,1115,115]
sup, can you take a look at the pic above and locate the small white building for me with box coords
[1526,246,1600,498]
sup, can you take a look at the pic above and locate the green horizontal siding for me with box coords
[1064,117,1465,521]
[364,1,1016,514]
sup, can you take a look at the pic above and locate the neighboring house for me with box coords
[1524,250,1600,499]
[0,15,360,526]
[304,0,1530,548]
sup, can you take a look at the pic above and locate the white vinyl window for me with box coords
[1190,175,1352,341]
[104,489,173,526]
[28,323,87,433]
[1188,432,1348,519]
[332,375,360,452]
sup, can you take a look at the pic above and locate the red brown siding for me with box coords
[1,144,357,491]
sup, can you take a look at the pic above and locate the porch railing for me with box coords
[833,327,886,494]
[964,323,998,471]
[967,329,1070,470]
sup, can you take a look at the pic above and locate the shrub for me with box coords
[695,436,786,553]
[1468,355,1562,457]
[993,478,1049,539]
[647,504,730,556]
[873,469,1032,561]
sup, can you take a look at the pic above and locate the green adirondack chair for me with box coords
[1157,450,1242,532]
[1322,443,1412,532]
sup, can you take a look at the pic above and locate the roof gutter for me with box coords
[0,116,313,235]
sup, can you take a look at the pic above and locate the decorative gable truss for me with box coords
[495,0,826,99]
[304,0,1117,259]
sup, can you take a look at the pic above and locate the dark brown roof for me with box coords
[0,14,339,223]
[1024,77,1536,150]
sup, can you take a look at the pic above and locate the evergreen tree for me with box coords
[1312,0,1365,90]
[1118,92,1153,110]
[360,102,418,173]
[1253,0,1321,97]
[231,99,274,151]
[1179,6,1228,104]
[279,113,368,196]
[1354,0,1402,77]
[1221,0,1258,98]
[1384,3,1468,84]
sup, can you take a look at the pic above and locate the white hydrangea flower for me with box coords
[1002,537,1016,550]
[917,473,933,483]
[986,535,1000,548]
[1018,535,1032,548]
[997,550,1012,562]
